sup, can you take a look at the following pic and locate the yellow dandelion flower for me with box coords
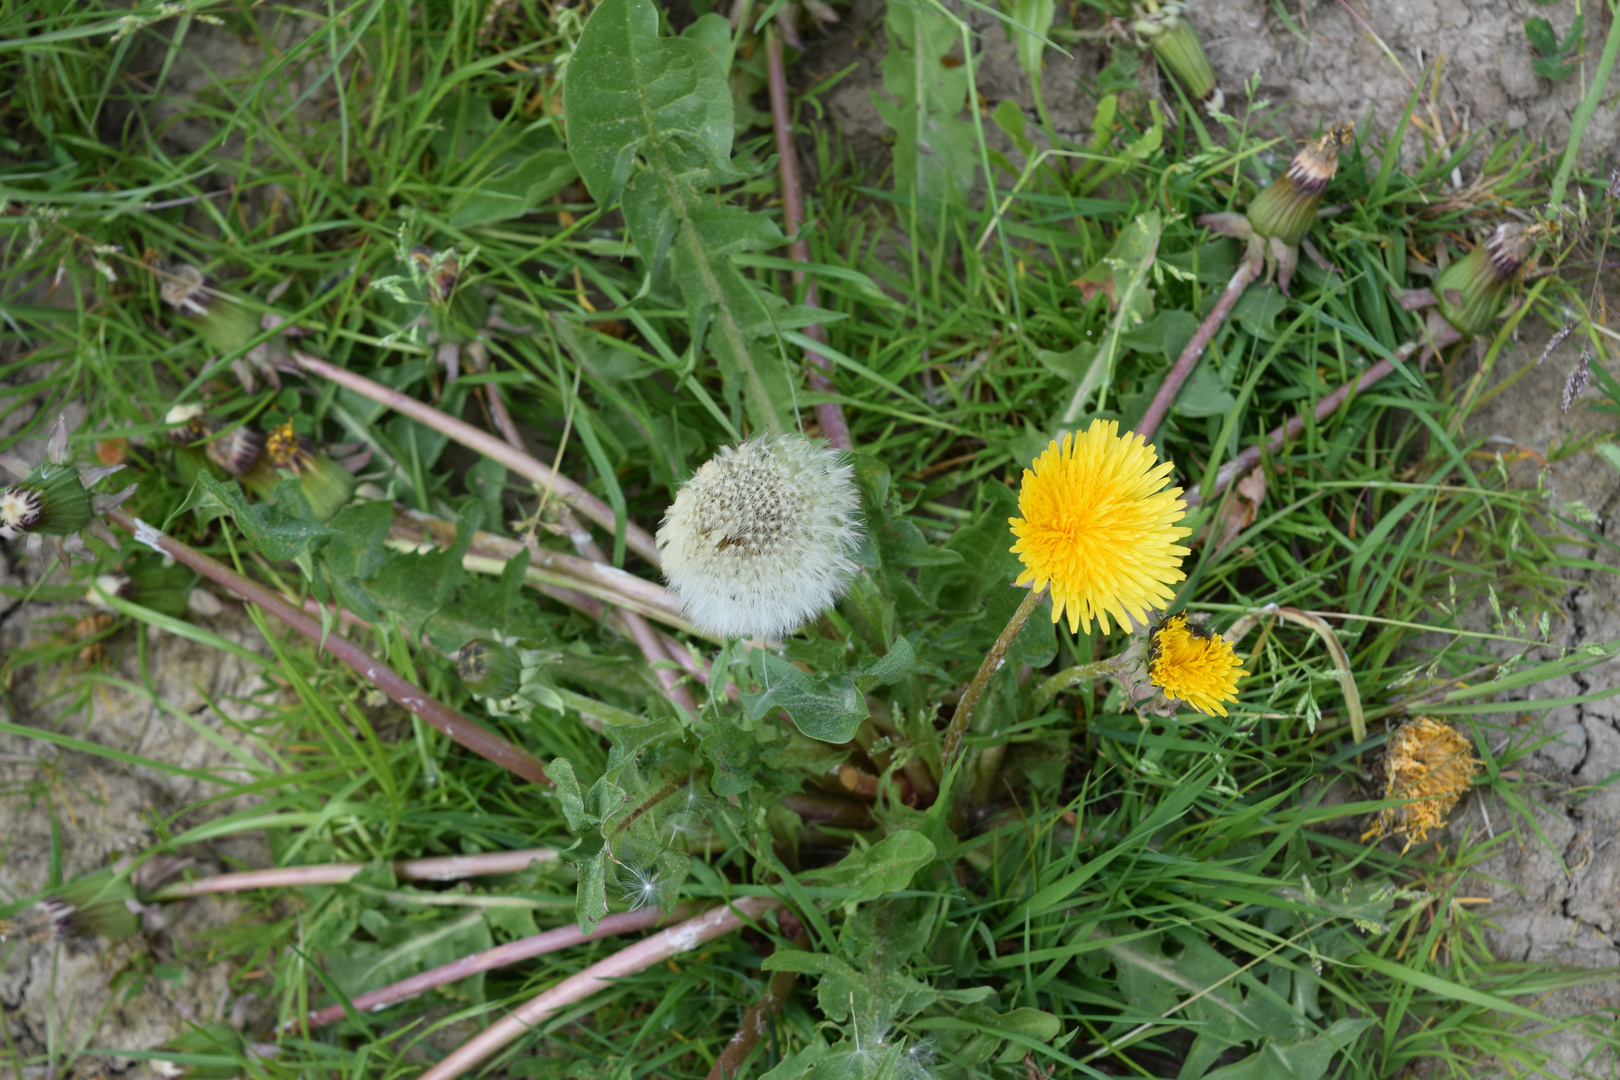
[1362,717,1482,853]
[1009,420,1192,634]
[1148,614,1247,716]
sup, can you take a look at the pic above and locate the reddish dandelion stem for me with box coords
[106,509,551,787]
[766,27,852,450]
[291,904,700,1031]
[1136,258,1259,447]
[290,352,661,567]
[417,896,782,1080]
[149,849,560,902]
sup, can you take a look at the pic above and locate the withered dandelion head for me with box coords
[658,434,863,640]
[1362,716,1482,852]
[1009,420,1191,635]
[1148,614,1247,716]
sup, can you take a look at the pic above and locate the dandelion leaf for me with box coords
[565,0,792,432]
[872,1,978,203]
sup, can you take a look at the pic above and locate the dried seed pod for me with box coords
[158,262,260,356]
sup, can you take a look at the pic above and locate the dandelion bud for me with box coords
[88,556,196,619]
[1246,122,1352,246]
[1432,222,1538,336]
[0,415,133,564]
[0,868,140,944]
[459,638,523,699]
[658,435,863,640]
[1132,1,1221,111]
[1,462,92,537]
[165,403,212,444]
[205,425,266,478]
[159,263,260,357]
[261,422,357,523]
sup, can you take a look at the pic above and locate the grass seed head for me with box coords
[1363,716,1482,852]
[658,434,863,640]
[1147,613,1248,716]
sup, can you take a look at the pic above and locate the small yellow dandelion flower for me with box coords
[1148,614,1247,716]
[1362,717,1482,853]
[1009,420,1191,634]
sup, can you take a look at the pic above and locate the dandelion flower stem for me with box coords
[291,352,661,567]
[147,849,560,902]
[1135,258,1258,447]
[289,904,700,1031]
[105,509,552,787]
[767,26,853,451]
[418,896,781,1080]
[942,586,1047,765]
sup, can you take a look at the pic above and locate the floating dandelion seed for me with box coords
[618,864,662,911]
[1147,614,1247,716]
[658,434,862,640]
[1362,716,1482,852]
[1009,420,1191,635]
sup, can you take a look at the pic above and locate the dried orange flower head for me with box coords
[1362,717,1482,852]
[1009,420,1191,635]
[1148,614,1247,716]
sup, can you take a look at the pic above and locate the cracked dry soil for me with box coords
[4,0,1620,1073]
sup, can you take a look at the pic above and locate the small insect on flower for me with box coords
[1009,420,1191,635]
[658,434,863,640]
[1362,716,1482,853]
[1146,614,1247,716]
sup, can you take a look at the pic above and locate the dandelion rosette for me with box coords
[658,434,862,640]
[1009,420,1191,635]
[1362,716,1482,852]
[1147,614,1247,716]
[0,414,136,565]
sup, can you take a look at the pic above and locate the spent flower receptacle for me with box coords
[1130,0,1222,112]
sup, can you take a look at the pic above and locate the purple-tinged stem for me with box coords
[417,896,782,1080]
[149,849,559,902]
[289,904,700,1031]
[106,509,551,787]
[766,28,852,451]
[1185,335,1443,508]
[291,352,661,567]
[1136,259,1259,447]
[705,925,808,1080]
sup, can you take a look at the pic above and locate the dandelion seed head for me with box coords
[658,434,862,640]
[1147,614,1247,716]
[1009,420,1191,635]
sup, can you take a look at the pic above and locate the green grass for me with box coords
[3,0,1620,1078]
